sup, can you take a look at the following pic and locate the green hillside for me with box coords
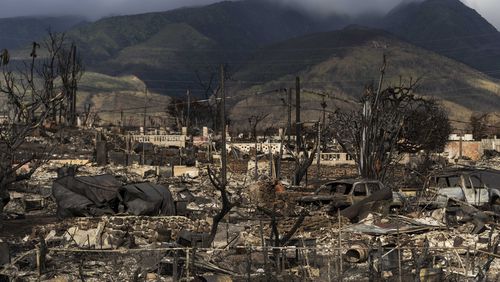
[61,0,348,96]
[229,27,500,130]
[5,0,500,99]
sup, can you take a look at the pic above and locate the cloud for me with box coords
[0,0,220,20]
[272,0,407,16]
[273,0,500,29]
[462,0,500,30]
[0,0,498,30]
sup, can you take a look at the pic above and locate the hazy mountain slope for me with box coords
[0,16,87,50]
[77,72,171,125]
[0,72,171,126]
[61,0,348,96]
[382,0,500,78]
[229,27,500,130]
[60,0,500,96]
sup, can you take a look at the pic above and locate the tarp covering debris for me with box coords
[52,175,121,217]
[53,175,175,217]
[121,183,175,216]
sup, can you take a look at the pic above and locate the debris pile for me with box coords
[2,128,500,281]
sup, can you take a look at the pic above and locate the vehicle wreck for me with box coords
[298,178,405,221]
[423,169,500,208]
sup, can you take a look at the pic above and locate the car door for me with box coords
[435,175,466,202]
[466,175,489,206]
[352,183,368,204]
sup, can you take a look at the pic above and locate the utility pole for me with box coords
[143,86,148,132]
[295,77,301,152]
[142,86,147,165]
[321,97,327,130]
[70,44,77,126]
[316,121,321,184]
[220,65,227,186]
[249,117,258,180]
[120,109,124,129]
[287,88,292,149]
[268,137,273,179]
[459,131,463,159]
[186,89,191,135]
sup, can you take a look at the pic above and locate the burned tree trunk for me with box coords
[292,132,318,185]
[207,166,234,243]
[0,32,80,217]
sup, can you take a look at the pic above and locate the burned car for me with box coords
[297,179,404,213]
[424,169,500,207]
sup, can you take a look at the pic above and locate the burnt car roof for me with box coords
[323,178,380,185]
[429,168,482,178]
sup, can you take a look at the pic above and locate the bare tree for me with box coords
[194,64,233,132]
[329,56,451,181]
[166,96,213,132]
[34,32,83,125]
[54,33,84,126]
[470,112,490,141]
[195,67,221,131]
[247,113,269,179]
[166,97,186,131]
[399,99,451,153]
[0,33,82,218]
[248,114,268,140]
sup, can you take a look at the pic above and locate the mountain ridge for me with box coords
[228,26,500,129]
[0,15,87,50]
[382,0,500,77]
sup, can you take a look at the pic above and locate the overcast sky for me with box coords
[1,0,499,30]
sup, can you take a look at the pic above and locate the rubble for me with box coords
[3,127,500,281]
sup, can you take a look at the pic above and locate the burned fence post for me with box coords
[466,247,470,277]
[246,246,251,282]
[95,134,107,166]
[36,234,47,276]
[259,220,270,280]
[186,248,190,279]
[281,248,285,274]
[328,253,332,282]
[397,218,402,282]
[377,240,383,279]
[173,249,179,282]
[191,247,196,278]
[338,208,343,282]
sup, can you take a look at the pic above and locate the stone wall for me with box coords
[444,141,483,161]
